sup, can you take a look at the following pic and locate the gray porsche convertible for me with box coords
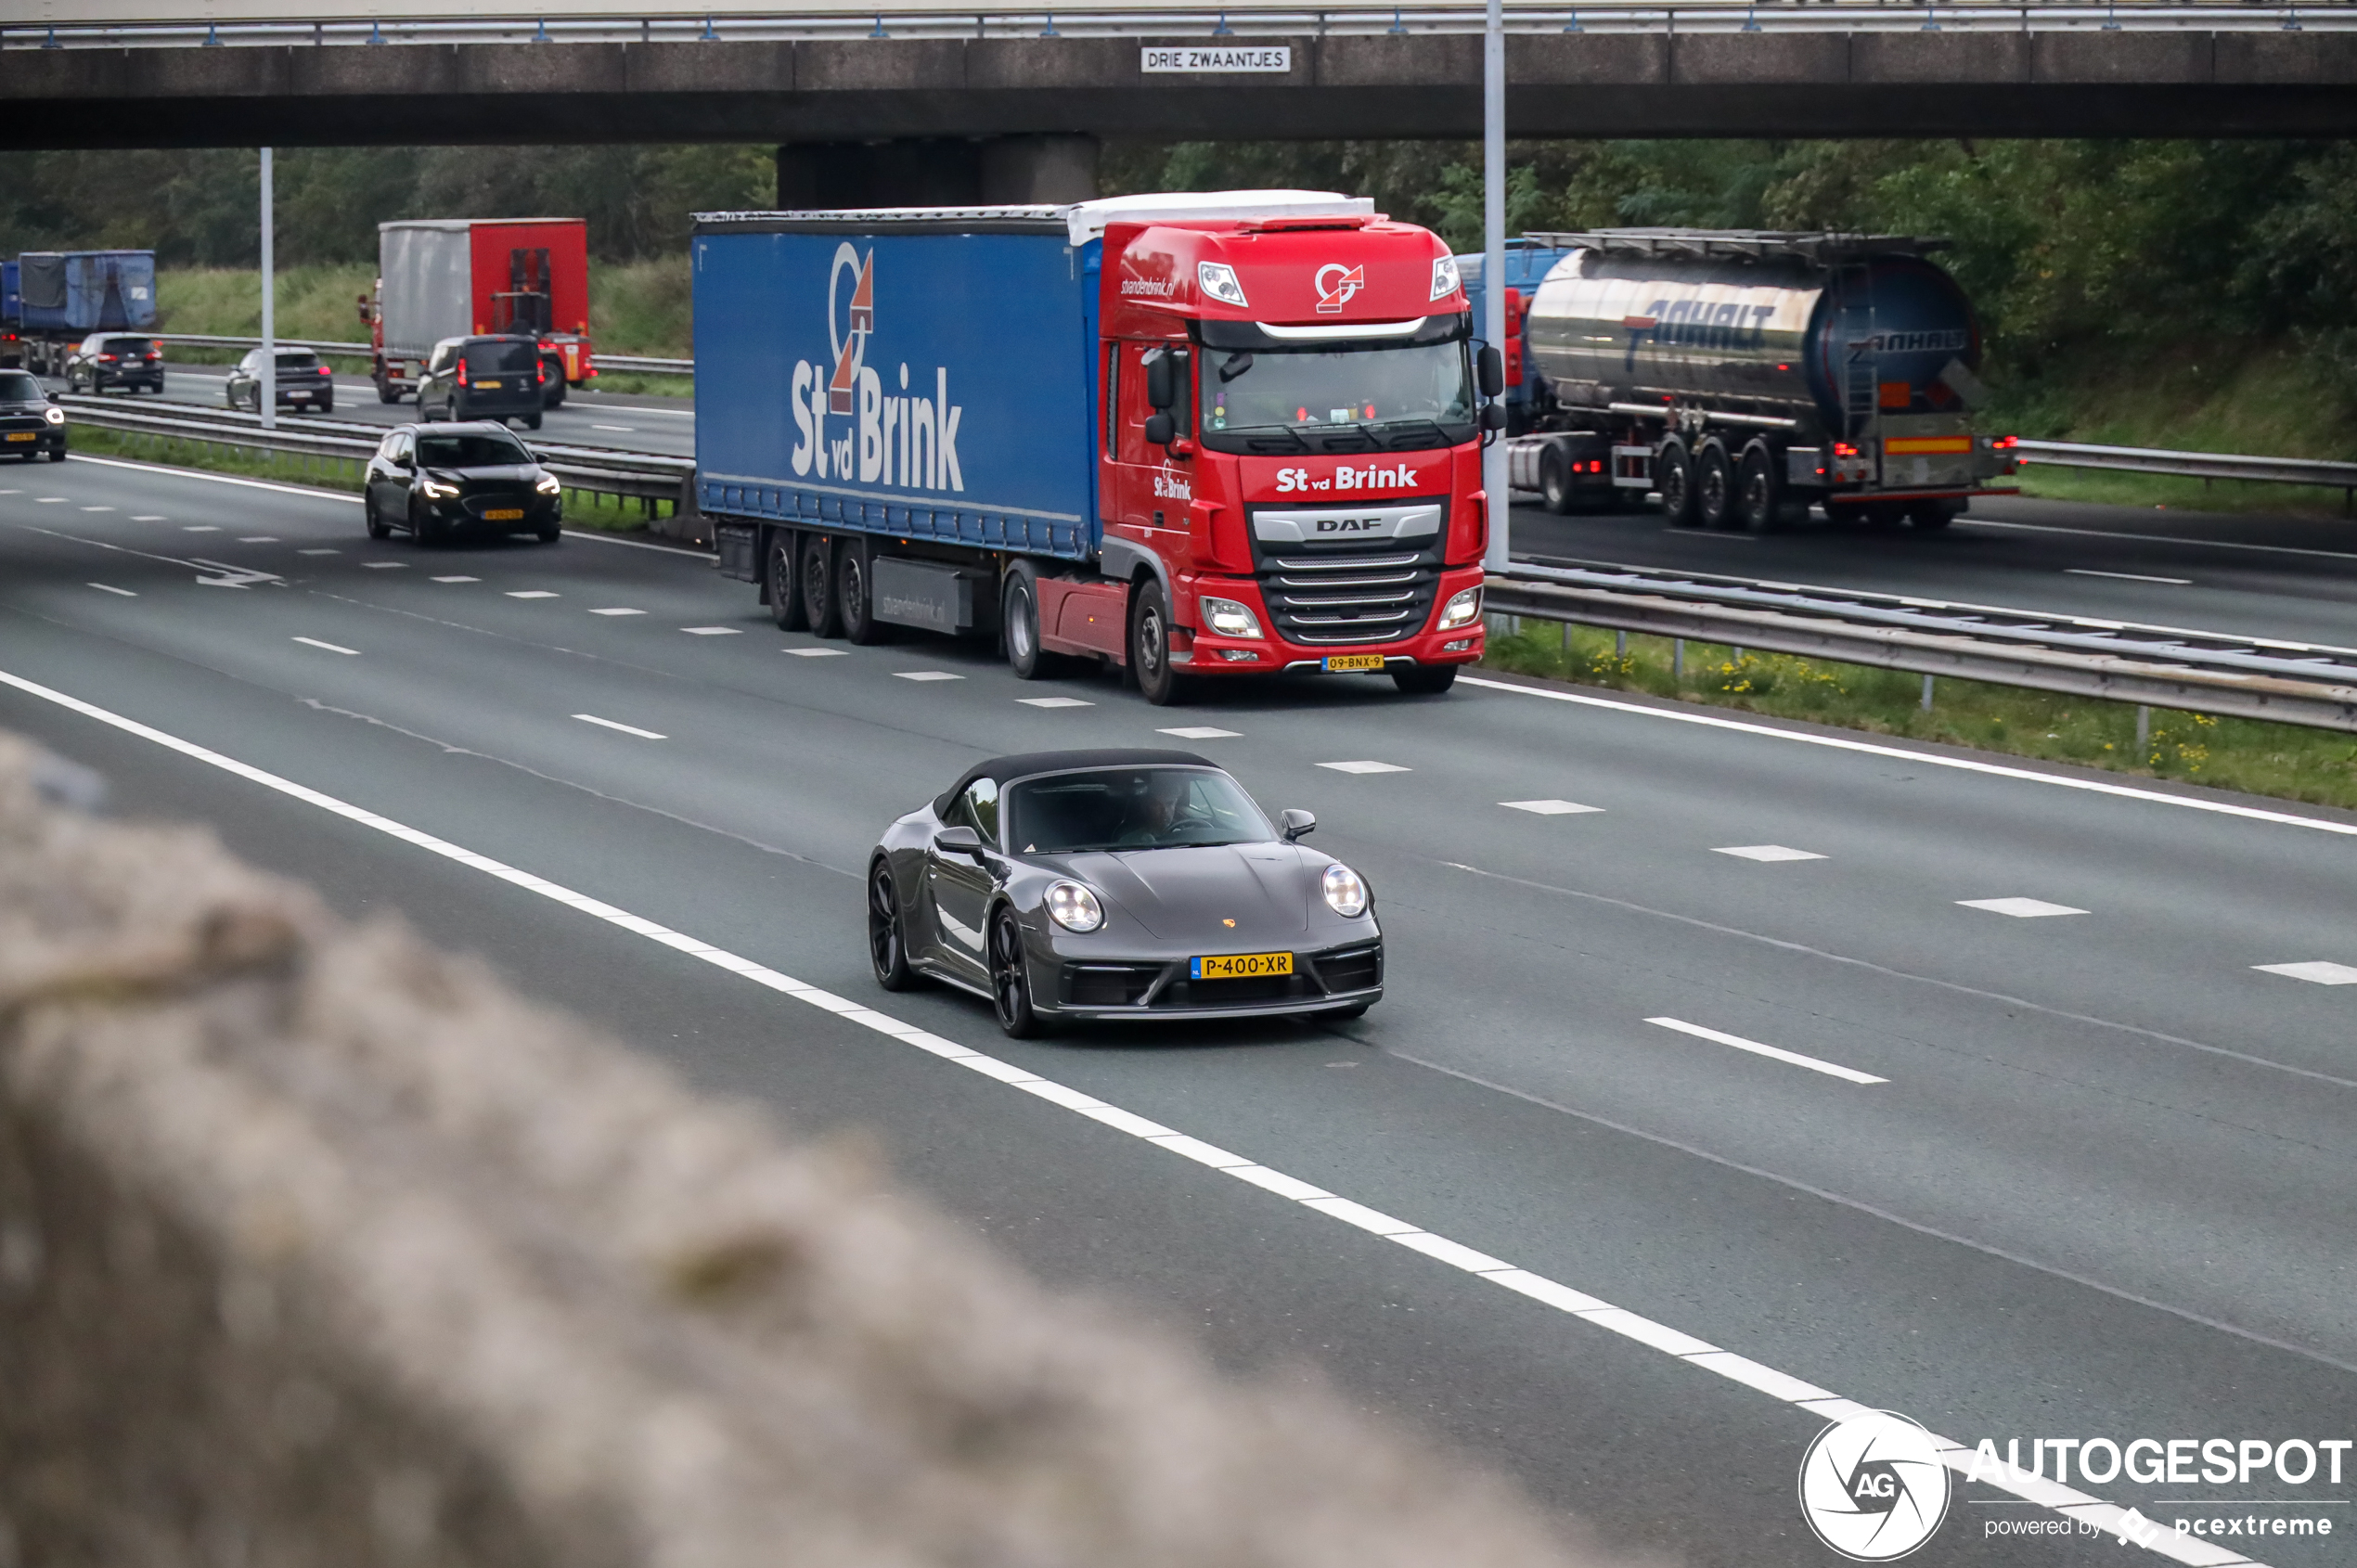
[868,749,1383,1036]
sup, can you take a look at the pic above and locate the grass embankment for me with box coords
[1482,622,2357,815]
[154,261,694,394]
[67,425,668,534]
[1998,345,2357,517]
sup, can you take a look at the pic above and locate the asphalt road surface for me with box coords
[4,453,2354,1568]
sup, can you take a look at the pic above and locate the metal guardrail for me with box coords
[6,2,2352,45]
[57,394,697,510]
[1483,558,2357,732]
[2015,437,2357,505]
[150,335,694,378]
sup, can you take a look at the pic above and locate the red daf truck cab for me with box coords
[1078,212,1496,698]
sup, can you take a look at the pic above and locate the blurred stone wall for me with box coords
[0,735,1621,1568]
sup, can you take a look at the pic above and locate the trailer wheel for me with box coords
[1695,440,1736,530]
[1906,503,1957,531]
[376,375,401,405]
[1734,443,1787,533]
[1130,579,1190,707]
[800,533,843,637]
[766,530,809,631]
[1655,439,1698,527]
[838,543,885,645]
[1539,445,1576,515]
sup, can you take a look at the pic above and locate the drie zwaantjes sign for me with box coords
[1140,45,1293,72]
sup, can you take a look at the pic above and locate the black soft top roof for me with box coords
[935,748,1217,816]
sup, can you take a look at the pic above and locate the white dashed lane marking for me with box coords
[183,525,220,532]
[681,625,741,636]
[1320,760,1410,775]
[1500,798,1602,816]
[1959,897,2088,919]
[786,648,848,658]
[1019,697,1092,708]
[238,535,278,543]
[2254,961,2357,985]
[1160,726,1239,739]
[589,608,645,616]
[86,584,136,598]
[80,506,114,513]
[0,662,2278,1568]
[362,561,407,570]
[1646,1018,1887,1086]
[431,575,479,584]
[291,636,359,656]
[572,713,666,739]
[35,497,68,504]
[1715,844,1825,862]
[507,590,559,599]
[895,671,963,682]
[298,548,339,556]
[133,514,167,521]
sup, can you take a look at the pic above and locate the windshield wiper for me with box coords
[1218,423,1311,452]
[1368,418,1453,450]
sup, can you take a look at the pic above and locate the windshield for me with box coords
[1202,339,1475,455]
[275,352,319,369]
[464,340,539,376]
[0,371,42,401]
[417,432,531,469]
[1008,768,1275,854]
[104,339,158,357]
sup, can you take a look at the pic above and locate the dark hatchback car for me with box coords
[225,348,335,414]
[0,370,68,462]
[64,333,164,394]
[417,335,545,430]
[364,422,562,545]
[869,749,1383,1037]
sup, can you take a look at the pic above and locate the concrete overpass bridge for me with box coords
[4,2,2353,200]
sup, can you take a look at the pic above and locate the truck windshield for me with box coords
[1008,768,1274,855]
[1201,339,1475,455]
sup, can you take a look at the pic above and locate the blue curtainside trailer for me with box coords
[693,217,1101,565]
[8,249,158,375]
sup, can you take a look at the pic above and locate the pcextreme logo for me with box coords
[1314,263,1365,315]
[787,242,966,492]
[1797,1411,1952,1561]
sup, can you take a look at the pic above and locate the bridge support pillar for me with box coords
[776,135,1098,210]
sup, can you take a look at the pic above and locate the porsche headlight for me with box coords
[535,473,561,495]
[1437,585,1481,631]
[1321,863,1369,918]
[45,405,65,426]
[1046,880,1105,932]
[419,479,460,500]
[1201,595,1263,640]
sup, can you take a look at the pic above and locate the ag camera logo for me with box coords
[1798,1410,1951,1561]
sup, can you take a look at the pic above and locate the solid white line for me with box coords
[0,660,2236,1564]
[590,423,637,432]
[65,451,364,503]
[0,660,2263,1568]
[1965,514,2357,564]
[1645,1017,1887,1085]
[572,713,665,739]
[291,636,359,656]
[2066,568,2193,585]
[1459,675,2357,838]
[86,583,137,598]
[560,528,709,555]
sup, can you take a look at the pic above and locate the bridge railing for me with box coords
[6,0,2354,46]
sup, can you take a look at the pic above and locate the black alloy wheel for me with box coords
[409,495,445,546]
[988,908,1043,1038]
[365,497,393,540]
[1735,443,1784,533]
[838,547,882,644]
[800,533,843,637]
[1539,446,1575,515]
[1655,439,1698,527]
[869,859,916,991]
[766,531,808,631]
[1129,578,1187,707]
[1695,441,1736,530]
[1391,664,1459,696]
[535,519,561,544]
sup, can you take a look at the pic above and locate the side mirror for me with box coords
[933,825,984,859]
[1476,344,1505,399]
[1143,411,1174,447]
[1145,352,1174,411]
[393,453,415,470]
[1280,808,1316,842]
[1479,402,1508,432]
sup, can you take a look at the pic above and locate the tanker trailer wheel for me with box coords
[1655,439,1699,528]
[1734,443,1789,533]
[1539,445,1577,515]
[1906,502,1958,531]
[766,529,809,632]
[1695,440,1737,530]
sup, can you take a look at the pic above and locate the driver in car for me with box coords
[1115,773,1204,846]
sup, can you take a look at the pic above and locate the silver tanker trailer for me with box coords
[1506,229,2018,532]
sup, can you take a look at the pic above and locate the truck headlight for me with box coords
[1430,254,1462,302]
[535,473,561,495]
[1437,585,1481,631]
[1046,881,1105,933]
[1196,262,1249,309]
[419,479,460,500]
[1321,864,1369,919]
[1201,595,1263,639]
[44,406,65,426]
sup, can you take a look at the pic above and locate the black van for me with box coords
[416,335,545,430]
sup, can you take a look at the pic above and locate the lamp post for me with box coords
[1480,0,1508,572]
